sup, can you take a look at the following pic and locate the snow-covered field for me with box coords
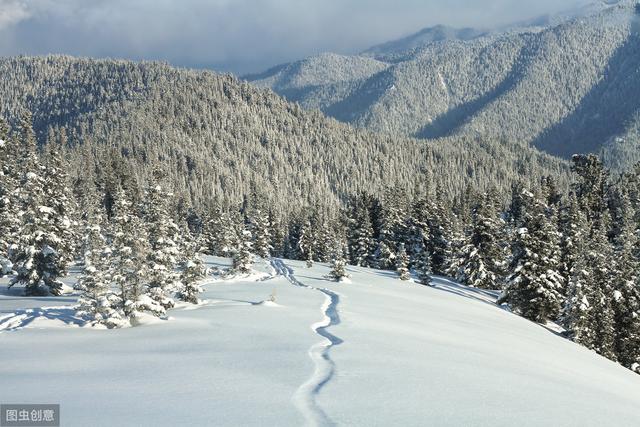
[1,257,639,427]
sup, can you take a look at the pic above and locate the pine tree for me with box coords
[610,191,640,368]
[231,219,254,274]
[268,210,286,258]
[449,191,505,289]
[249,208,272,259]
[373,240,395,270]
[414,232,433,286]
[395,243,410,281]
[202,205,234,257]
[145,171,180,310]
[560,206,593,345]
[328,252,350,282]
[76,221,127,328]
[347,196,375,267]
[426,188,453,275]
[586,215,617,360]
[44,129,77,267]
[298,219,315,267]
[178,241,207,304]
[558,194,584,294]
[109,188,165,323]
[0,119,16,274]
[9,114,66,296]
[498,191,564,323]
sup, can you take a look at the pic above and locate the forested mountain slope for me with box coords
[0,56,568,212]
[248,1,640,169]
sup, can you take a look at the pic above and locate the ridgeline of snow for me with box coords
[248,0,640,168]
[1,257,639,426]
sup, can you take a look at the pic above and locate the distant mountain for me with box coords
[247,0,640,170]
[362,25,489,58]
[0,56,568,213]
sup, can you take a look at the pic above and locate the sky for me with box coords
[0,0,591,75]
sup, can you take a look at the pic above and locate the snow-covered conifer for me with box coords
[202,205,234,257]
[608,192,640,367]
[373,240,395,270]
[110,188,165,323]
[328,255,350,282]
[395,243,410,281]
[10,114,67,296]
[498,191,564,322]
[76,221,127,328]
[178,241,207,304]
[0,120,17,275]
[249,208,272,259]
[298,219,315,267]
[44,129,77,267]
[145,171,180,310]
[231,219,254,274]
[449,191,505,289]
[347,197,375,267]
[560,206,593,345]
[414,235,433,286]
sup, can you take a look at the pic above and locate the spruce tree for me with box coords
[328,252,350,282]
[298,219,315,267]
[426,188,453,275]
[379,186,409,255]
[610,191,640,368]
[449,191,504,289]
[231,219,254,274]
[268,210,286,258]
[249,208,272,259]
[110,188,165,323]
[373,240,395,270]
[395,243,410,281]
[44,129,76,267]
[178,241,207,304]
[76,221,127,328]
[202,205,234,257]
[499,191,564,323]
[0,119,16,274]
[560,206,593,345]
[145,173,180,310]
[558,194,584,294]
[10,114,66,296]
[347,196,375,267]
[414,233,433,286]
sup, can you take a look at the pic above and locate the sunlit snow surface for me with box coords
[1,257,639,427]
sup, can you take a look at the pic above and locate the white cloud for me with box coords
[0,0,593,74]
[0,0,30,29]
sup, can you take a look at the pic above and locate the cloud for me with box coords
[0,0,30,29]
[0,0,592,74]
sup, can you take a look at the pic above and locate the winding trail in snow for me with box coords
[271,258,342,427]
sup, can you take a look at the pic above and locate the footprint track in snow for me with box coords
[271,259,342,427]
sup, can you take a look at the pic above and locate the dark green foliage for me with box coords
[500,191,564,323]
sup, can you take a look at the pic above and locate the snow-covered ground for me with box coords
[1,258,639,427]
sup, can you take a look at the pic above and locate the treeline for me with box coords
[0,114,637,373]
[0,56,570,213]
[199,156,640,374]
[0,115,207,327]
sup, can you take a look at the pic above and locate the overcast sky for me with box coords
[0,0,591,75]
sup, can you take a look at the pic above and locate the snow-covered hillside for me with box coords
[1,258,639,427]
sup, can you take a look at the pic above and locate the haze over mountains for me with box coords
[248,0,640,170]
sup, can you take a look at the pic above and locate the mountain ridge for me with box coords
[247,0,640,170]
[0,55,569,213]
